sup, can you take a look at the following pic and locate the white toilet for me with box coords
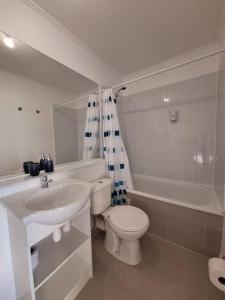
[92,178,149,265]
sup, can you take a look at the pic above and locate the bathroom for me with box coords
[0,0,225,299]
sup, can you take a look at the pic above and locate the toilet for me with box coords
[92,178,149,265]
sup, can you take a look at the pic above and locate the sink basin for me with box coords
[23,179,92,225]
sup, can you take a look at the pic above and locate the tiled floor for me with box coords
[77,232,225,300]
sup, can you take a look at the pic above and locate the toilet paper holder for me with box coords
[208,257,225,292]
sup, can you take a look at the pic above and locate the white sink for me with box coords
[23,179,92,225]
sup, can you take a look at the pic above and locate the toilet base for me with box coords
[104,225,142,265]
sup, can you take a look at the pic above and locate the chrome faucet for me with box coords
[40,175,53,188]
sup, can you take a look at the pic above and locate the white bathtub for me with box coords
[127,174,222,215]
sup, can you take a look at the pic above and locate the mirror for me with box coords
[0,31,98,176]
[52,95,94,165]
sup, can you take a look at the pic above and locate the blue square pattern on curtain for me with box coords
[102,89,133,206]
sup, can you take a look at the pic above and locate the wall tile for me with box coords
[129,194,148,212]
[154,108,170,124]
[204,227,222,257]
[196,73,217,102]
[165,162,180,180]
[214,59,225,209]
[206,213,223,230]
[144,198,168,239]
[135,110,154,126]
[178,122,198,143]
[168,123,181,142]
[167,143,181,162]
[198,100,216,121]
[128,193,223,257]
[155,124,170,143]
[167,203,206,225]
[167,77,197,104]
[179,162,196,182]
[214,143,225,188]
[178,103,198,123]
[197,142,215,164]
[132,159,147,175]
[119,73,216,185]
[198,120,216,143]
[215,117,225,143]
[196,164,213,185]
[180,143,197,163]
[167,216,205,254]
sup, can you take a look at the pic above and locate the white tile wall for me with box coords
[214,55,225,208]
[54,106,89,163]
[120,73,217,185]
[53,107,77,164]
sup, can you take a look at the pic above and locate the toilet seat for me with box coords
[106,205,149,232]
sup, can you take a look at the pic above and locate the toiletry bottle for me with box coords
[39,153,46,171]
[45,154,54,173]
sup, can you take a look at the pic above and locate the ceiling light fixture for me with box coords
[3,35,15,48]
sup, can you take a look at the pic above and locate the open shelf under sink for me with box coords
[32,226,89,290]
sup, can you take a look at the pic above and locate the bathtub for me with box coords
[127,174,222,216]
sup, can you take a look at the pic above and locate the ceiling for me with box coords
[0,32,96,95]
[32,0,224,75]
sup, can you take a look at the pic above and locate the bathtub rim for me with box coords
[127,174,223,216]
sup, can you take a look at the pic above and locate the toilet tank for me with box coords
[91,178,112,215]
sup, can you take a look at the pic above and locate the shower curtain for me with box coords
[102,88,133,205]
[83,95,100,160]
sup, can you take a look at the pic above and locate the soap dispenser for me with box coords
[39,153,46,171]
[45,154,54,173]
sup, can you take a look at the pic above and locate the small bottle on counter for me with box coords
[39,153,46,171]
[45,154,54,173]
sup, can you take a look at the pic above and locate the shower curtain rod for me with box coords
[111,47,225,89]
[54,95,89,110]
[54,90,104,110]
[54,47,225,110]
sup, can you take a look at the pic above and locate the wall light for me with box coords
[163,97,170,103]
[3,36,15,48]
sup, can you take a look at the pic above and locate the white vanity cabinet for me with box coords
[0,160,106,300]
[7,202,92,300]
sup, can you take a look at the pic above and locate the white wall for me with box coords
[0,0,122,87]
[53,106,78,164]
[0,68,76,175]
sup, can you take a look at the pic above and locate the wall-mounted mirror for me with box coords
[0,31,98,177]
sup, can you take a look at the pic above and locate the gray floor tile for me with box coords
[77,232,224,300]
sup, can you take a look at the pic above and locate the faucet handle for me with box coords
[40,175,48,182]
[40,174,53,189]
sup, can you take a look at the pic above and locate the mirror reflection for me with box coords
[52,95,96,165]
[0,31,98,176]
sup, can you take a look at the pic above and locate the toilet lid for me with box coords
[107,205,149,232]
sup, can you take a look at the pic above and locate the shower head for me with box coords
[115,86,126,98]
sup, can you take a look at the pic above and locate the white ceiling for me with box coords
[32,0,224,75]
[0,32,96,95]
